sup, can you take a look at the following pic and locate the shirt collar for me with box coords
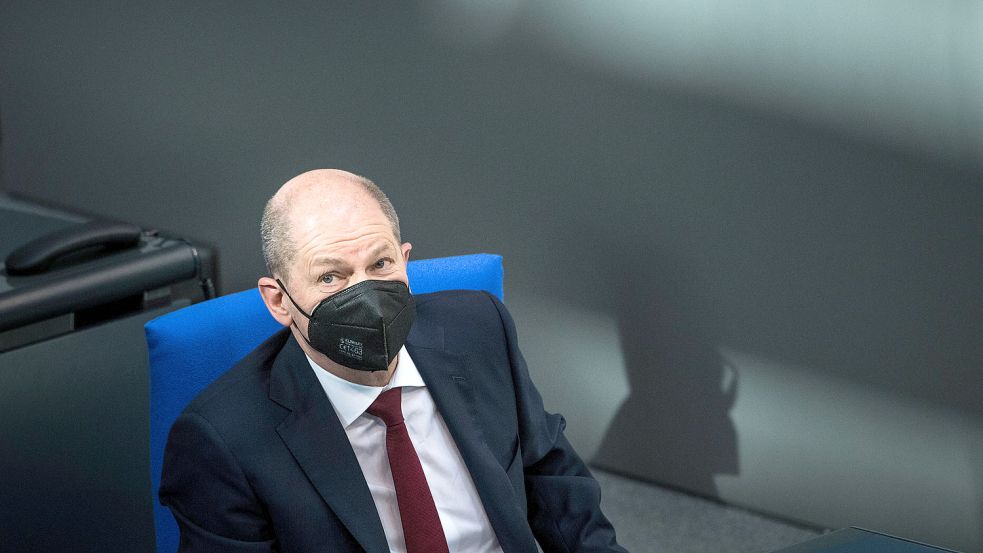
[306,347,425,428]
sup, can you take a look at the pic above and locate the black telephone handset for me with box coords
[5,221,143,275]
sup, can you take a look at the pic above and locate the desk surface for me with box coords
[774,528,962,553]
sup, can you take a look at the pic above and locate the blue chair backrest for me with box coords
[145,253,503,552]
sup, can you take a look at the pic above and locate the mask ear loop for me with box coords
[275,278,320,350]
[275,278,314,319]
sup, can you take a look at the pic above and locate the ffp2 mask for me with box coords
[276,278,416,372]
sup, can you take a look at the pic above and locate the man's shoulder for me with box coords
[413,288,503,317]
[411,289,514,352]
[181,327,291,421]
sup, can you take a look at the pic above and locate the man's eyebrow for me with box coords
[310,256,348,269]
[367,242,397,259]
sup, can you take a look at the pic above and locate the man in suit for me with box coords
[160,169,627,552]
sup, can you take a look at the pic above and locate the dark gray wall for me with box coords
[2,2,981,551]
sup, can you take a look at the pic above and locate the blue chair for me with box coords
[145,253,503,553]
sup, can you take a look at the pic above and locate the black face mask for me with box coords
[276,279,416,372]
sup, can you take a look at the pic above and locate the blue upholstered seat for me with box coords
[144,253,503,552]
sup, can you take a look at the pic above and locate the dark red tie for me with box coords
[367,387,450,553]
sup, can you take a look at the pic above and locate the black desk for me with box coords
[0,193,215,552]
[774,528,962,553]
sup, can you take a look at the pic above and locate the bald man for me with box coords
[159,170,626,553]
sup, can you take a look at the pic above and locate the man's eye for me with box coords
[320,274,334,284]
[373,259,389,269]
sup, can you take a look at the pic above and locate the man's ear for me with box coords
[400,242,412,264]
[258,276,293,327]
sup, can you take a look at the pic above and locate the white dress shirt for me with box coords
[307,348,504,553]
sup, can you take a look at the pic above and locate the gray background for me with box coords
[2,2,981,551]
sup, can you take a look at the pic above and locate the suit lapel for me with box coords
[269,337,389,553]
[407,321,536,553]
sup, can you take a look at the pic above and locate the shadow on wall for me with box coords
[591,238,738,497]
[973,432,983,546]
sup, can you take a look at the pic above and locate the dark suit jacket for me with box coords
[160,290,626,553]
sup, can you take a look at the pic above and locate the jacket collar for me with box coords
[268,313,535,553]
[269,335,389,553]
[405,315,537,553]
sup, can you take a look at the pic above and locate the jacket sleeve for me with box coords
[159,411,278,553]
[486,293,629,553]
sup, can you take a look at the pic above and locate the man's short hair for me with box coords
[260,173,401,279]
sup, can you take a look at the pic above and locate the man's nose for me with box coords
[346,271,371,288]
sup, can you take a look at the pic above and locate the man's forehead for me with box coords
[291,207,394,243]
[289,190,378,223]
[286,186,390,239]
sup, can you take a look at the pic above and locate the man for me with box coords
[160,169,627,553]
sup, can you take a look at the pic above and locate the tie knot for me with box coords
[367,387,404,427]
